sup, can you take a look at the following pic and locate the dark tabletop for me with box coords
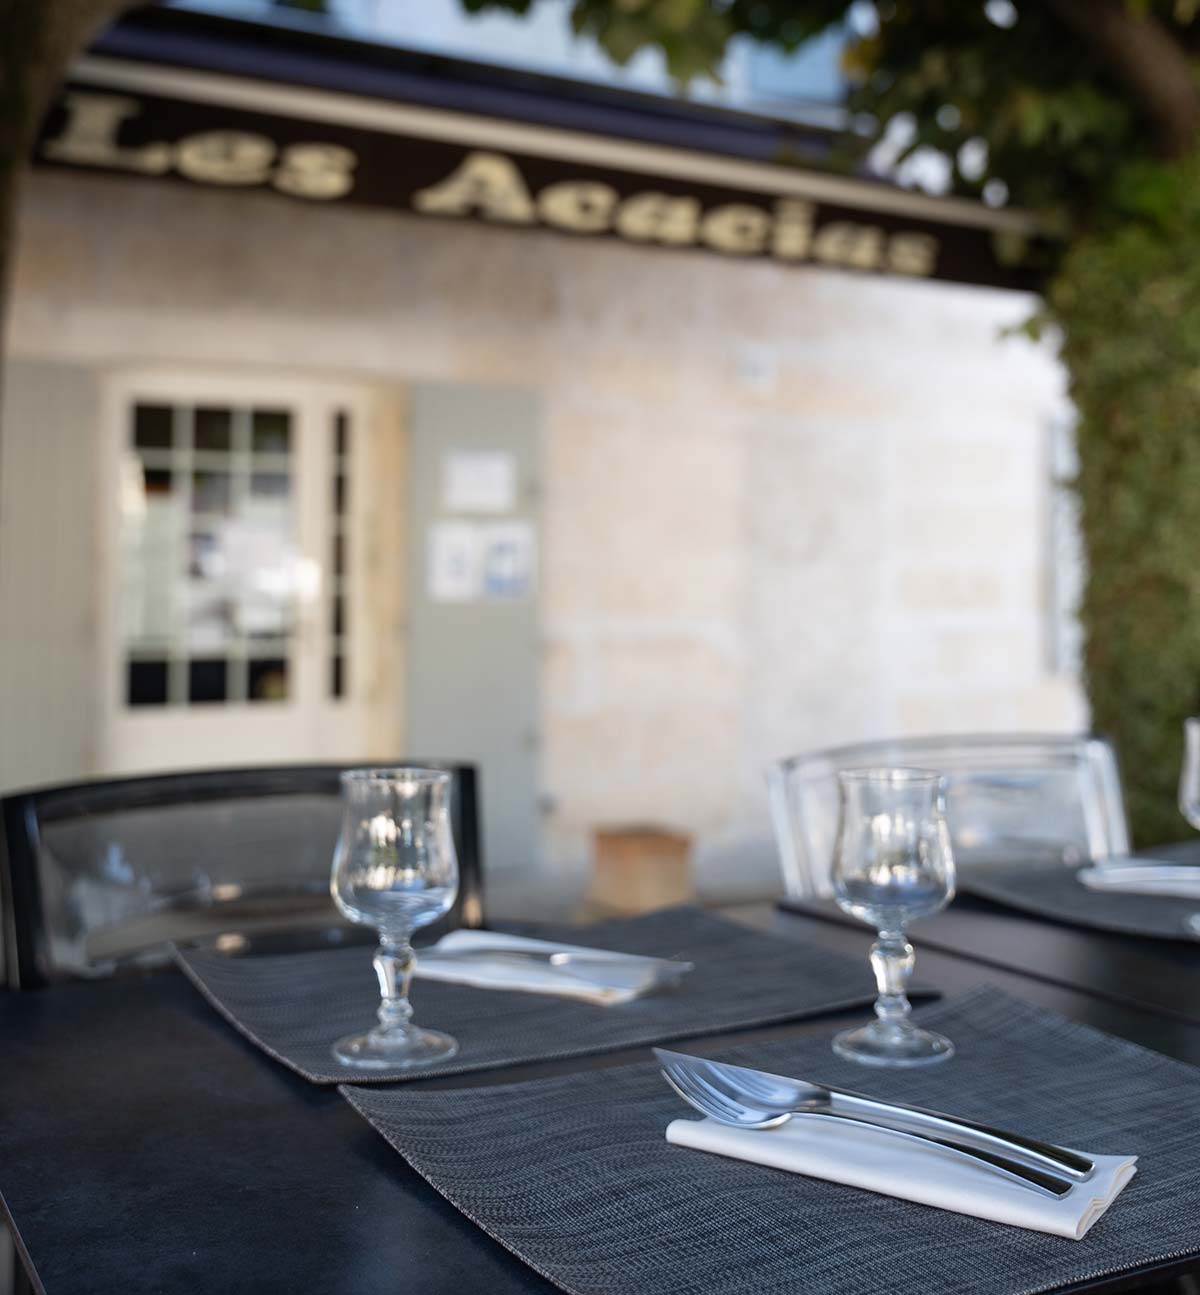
[781,881,1200,1028]
[3,902,1200,1295]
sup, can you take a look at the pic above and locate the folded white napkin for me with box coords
[413,930,658,1005]
[1079,858,1200,899]
[666,1116,1136,1239]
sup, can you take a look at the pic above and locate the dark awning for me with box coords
[34,6,1045,292]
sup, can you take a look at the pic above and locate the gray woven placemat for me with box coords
[342,986,1200,1295]
[959,861,1200,942]
[172,906,880,1084]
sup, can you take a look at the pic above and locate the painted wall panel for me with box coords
[0,361,99,793]
[405,384,543,876]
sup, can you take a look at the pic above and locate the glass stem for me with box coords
[372,933,415,1039]
[869,929,915,1032]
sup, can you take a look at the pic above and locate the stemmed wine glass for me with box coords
[1179,719,1200,833]
[831,767,956,1067]
[330,767,459,1070]
[1176,719,1200,937]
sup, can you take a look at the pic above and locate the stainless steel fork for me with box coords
[656,1049,1091,1198]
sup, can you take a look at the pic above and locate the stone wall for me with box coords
[5,171,1085,899]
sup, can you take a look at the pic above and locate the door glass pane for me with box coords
[143,468,173,496]
[185,553,235,652]
[236,439,293,650]
[121,443,181,680]
[134,404,173,450]
[188,657,229,703]
[121,399,299,708]
[252,409,291,454]
[192,470,232,515]
[127,658,169,706]
[194,407,232,452]
[250,471,289,498]
[248,656,288,702]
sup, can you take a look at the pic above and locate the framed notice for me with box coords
[441,450,516,514]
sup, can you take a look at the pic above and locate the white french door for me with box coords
[98,369,399,774]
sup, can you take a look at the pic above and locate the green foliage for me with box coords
[1050,168,1200,843]
[461,2,1200,232]
[839,7,1140,233]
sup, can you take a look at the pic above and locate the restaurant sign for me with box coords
[37,74,1041,291]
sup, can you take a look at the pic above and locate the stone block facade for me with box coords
[4,172,1085,901]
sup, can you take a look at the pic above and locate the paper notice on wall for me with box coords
[441,449,516,514]
[480,521,536,599]
[427,520,536,602]
[428,521,482,602]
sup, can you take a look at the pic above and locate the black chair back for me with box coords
[0,762,483,989]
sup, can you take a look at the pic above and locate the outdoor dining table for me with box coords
[3,898,1200,1295]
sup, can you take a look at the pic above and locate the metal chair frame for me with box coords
[768,732,1130,899]
[0,761,483,989]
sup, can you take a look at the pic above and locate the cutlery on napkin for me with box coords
[666,1116,1135,1239]
[413,929,693,1004]
[660,1053,1136,1239]
[1078,858,1200,899]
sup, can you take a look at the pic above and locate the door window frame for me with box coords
[97,367,381,772]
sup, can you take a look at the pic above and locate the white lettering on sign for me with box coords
[700,202,771,254]
[42,91,356,200]
[614,192,701,245]
[886,232,939,276]
[771,199,816,260]
[274,143,356,199]
[42,96,942,277]
[812,220,884,271]
[418,151,940,276]
[537,179,618,232]
[412,149,534,222]
[175,130,276,185]
[43,93,172,174]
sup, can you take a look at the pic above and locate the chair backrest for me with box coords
[768,733,1129,898]
[0,762,483,989]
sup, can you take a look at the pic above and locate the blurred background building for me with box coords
[0,0,1084,912]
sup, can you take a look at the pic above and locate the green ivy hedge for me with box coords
[1048,176,1200,846]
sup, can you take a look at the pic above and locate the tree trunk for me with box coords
[0,128,21,353]
[1042,0,1200,159]
[0,1,145,395]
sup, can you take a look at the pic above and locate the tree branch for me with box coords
[1042,0,1200,158]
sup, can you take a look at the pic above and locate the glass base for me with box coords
[1187,912,1200,938]
[832,1020,954,1068]
[332,1025,458,1071]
